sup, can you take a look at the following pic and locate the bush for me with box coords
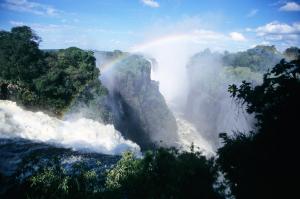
[0,26,108,115]
[106,147,222,199]
[217,58,300,199]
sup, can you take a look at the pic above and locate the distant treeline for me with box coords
[191,45,299,72]
[1,26,300,199]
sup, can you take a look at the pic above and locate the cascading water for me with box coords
[146,57,215,155]
[0,100,140,155]
[175,114,215,155]
[131,35,253,152]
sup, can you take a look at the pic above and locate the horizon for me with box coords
[0,0,300,52]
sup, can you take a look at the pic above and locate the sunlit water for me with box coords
[176,114,215,156]
[0,100,140,156]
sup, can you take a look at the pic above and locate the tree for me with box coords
[4,159,105,199]
[0,26,45,106]
[34,47,104,114]
[106,148,222,199]
[217,58,300,199]
[283,46,300,61]
[222,45,283,72]
[0,26,108,115]
[0,26,45,84]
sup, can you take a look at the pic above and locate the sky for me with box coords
[0,0,299,51]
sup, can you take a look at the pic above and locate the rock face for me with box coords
[97,53,178,149]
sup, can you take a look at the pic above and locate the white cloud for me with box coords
[132,15,255,53]
[254,21,300,36]
[279,2,300,11]
[229,32,246,41]
[246,9,258,17]
[247,21,300,50]
[1,0,61,16]
[141,0,160,8]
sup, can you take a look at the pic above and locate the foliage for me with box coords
[2,158,108,199]
[3,25,300,199]
[34,47,106,114]
[0,26,107,115]
[106,148,222,199]
[2,148,224,199]
[283,46,300,61]
[105,152,139,190]
[223,45,283,72]
[27,161,104,199]
[223,66,262,83]
[218,58,300,199]
[0,26,45,84]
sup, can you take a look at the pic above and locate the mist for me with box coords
[129,32,255,149]
[184,50,254,146]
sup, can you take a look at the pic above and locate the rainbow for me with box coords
[62,34,192,117]
[99,33,193,73]
[99,53,130,74]
[129,33,191,52]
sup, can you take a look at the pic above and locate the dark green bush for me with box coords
[218,58,300,199]
[0,26,107,115]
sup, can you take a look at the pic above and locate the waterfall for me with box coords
[0,100,140,155]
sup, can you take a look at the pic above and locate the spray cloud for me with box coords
[129,19,255,148]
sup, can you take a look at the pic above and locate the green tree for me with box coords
[283,46,300,61]
[0,26,45,84]
[222,45,283,72]
[0,26,108,115]
[23,160,104,199]
[34,47,105,114]
[217,58,300,199]
[106,148,222,199]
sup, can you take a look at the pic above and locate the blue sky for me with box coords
[0,0,299,51]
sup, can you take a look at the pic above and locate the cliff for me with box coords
[97,53,178,149]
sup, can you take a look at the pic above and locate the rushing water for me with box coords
[0,138,120,176]
[0,100,140,156]
[176,115,215,156]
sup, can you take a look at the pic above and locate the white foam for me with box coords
[176,115,215,156]
[0,100,140,155]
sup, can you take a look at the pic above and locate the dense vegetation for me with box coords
[2,148,223,199]
[1,26,299,198]
[0,26,107,115]
[218,57,300,199]
[24,57,297,199]
[105,148,221,199]
[222,45,283,72]
[283,46,300,61]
